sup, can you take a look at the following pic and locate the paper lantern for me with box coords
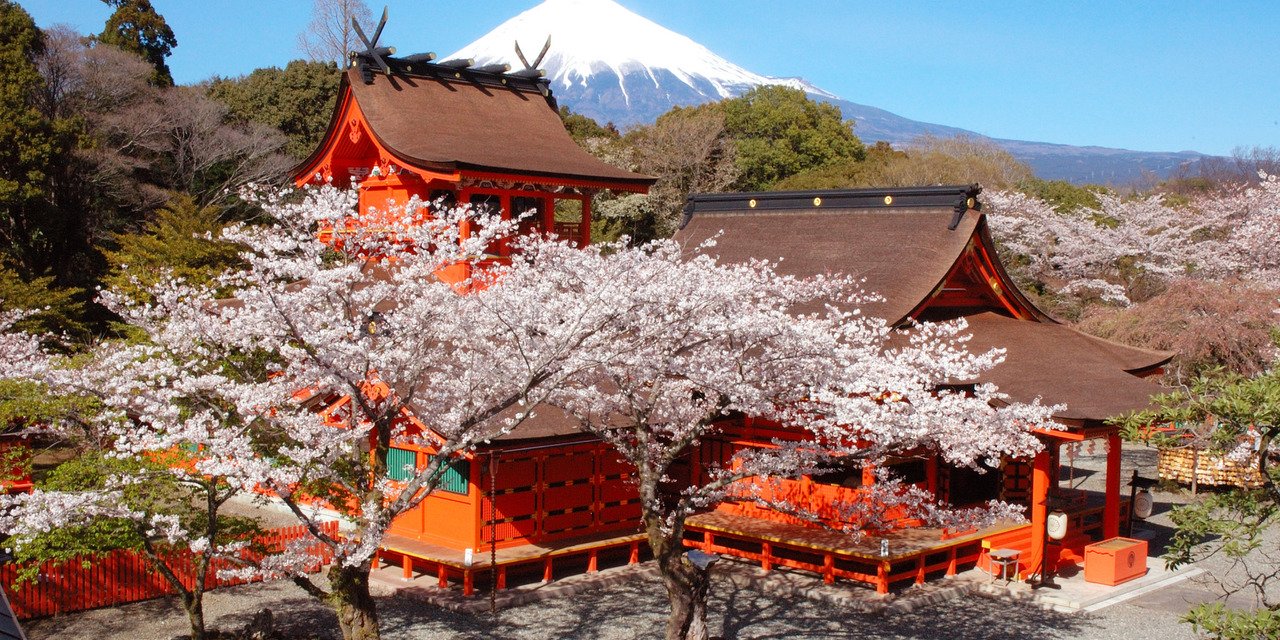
[1134,489,1154,519]
[1047,511,1069,540]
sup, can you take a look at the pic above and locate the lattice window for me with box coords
[428,455,470,495]
[1000,458,1033,506]
[386,447,417,481]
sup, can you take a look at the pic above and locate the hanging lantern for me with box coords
[1047,511,1069,540]
[1133,488,1155,519]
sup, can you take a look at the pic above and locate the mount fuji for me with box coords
[445,0,1205,184]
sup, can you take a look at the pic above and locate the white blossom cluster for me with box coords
[0,308,48,380]
[986,173,1280,305]
[525,235,1062,537]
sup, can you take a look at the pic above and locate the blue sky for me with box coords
[21,0,1279,156]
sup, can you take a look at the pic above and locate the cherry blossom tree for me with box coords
[525,240,1060,640]
[0,308,46,380]
[0,321,298,640]
[0,185,659,640]
[985,174,1280,307]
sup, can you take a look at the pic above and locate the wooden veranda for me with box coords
[682,512,1028,594]
[376,530,648,597]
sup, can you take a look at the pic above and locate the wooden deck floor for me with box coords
[684,512,1026,594]
[377,530,649,596]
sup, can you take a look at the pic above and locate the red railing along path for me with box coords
[0,521,338,619]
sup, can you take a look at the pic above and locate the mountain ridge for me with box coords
[446,0,1206,184]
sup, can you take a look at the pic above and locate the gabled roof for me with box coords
[673,185,1173,426]
[296,61,654,191]
[961,312,1168,425]
[677,186,993,326]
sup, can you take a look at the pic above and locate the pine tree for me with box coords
[103,196,244,303]
[0,1,66,276]
[98,0,177,87]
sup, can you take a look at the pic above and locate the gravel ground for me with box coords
[25,570,1192,640]
[22,442,1268,640]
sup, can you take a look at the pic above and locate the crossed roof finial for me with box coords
[352,6,394,78]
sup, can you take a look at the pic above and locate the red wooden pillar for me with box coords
[457,187,474,283]
[580,196,592,247]
[543,195,555,236]
[499,193,512,257]
[1103,432,1123,538]
[1027,446,1052,579]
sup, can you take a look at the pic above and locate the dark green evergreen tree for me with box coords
[559,105,619,144]
[0,0,59,264]
[98,0,177,87]
[102,195,244,303]
[0,1,69,279]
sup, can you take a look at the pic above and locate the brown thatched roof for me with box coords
[961,312,1169,424]
[674,186,1173,425]
[337,66,653,190]
[676,200,979,326]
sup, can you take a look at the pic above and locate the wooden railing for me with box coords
[552,222,582,246]
[1,521,338,619]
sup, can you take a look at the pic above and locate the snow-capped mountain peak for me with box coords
[438,0,1206,183]
[444,0,834,124]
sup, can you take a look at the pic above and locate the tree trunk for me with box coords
[329,563,380,640]
[183,589,207,640]
[648,521,712,640]
[661,554,711,640]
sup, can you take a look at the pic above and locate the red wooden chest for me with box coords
[1084,537,1148,586]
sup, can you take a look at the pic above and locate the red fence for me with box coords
[0,521,339,619]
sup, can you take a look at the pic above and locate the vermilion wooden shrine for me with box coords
[292,51,656,592]
[294,50,652,268]
[673,187,1169,592]
[292,48,1167,596]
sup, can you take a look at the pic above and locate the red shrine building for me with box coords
[673,188,1168,592]
[294,52,1166,596]
[294,51,653,256]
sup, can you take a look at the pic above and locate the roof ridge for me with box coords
[681,185,983,230]
[351,52,553,96]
